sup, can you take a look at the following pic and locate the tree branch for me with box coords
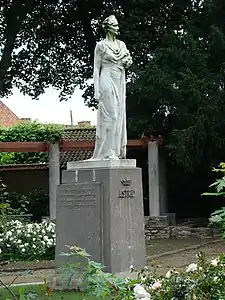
[0,278,17,300]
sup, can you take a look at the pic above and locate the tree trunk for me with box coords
[0,0,34,96]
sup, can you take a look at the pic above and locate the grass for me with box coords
[0,285,98,300]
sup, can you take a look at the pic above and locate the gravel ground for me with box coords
[151,241,225,275]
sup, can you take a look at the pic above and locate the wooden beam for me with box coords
[0,142,48,152]
[60,139,150,151]
[0,138,162,153]
[60,140,95,151]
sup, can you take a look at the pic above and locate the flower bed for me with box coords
[0,219,55,262]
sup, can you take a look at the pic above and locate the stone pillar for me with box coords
[148,141,160,216]
[159,148,168,215]
[49,143,60,220]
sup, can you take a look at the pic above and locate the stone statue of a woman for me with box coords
[91,15,133,160]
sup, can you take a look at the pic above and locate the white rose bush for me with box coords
[60,247,225,300]
[0,219,55,261]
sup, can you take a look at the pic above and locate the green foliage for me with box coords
[6,189,49,221]
[125,0,225,169]
[0,285,93,300]
[0,121,63,164]
[59,246,129,299]
[27,189,49,220]
[0,122,63,142]
[202,162,225,197]
[0,153,15,165]
[0,0,118,100]
[202,162,225,239]
[0,177,8,203]
[0,178,24,222]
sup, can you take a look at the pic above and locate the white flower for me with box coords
[129,265,134,271]
[33,238,36,241]
[134,284,150,300]
[186,263,198,273]
[151,280,162,290]
[17,239,22,244]
[21,248,25,252]
[17,230,22,234]
[6,231,12,237]
[165,270,172,278]
[33,245,36,249]
[211,258,219,266]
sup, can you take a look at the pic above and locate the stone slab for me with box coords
[67,159,136,170]
[55,182,102,267]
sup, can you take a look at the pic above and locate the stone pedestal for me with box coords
[55,159,146,274]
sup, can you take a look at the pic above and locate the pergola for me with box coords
[0,137,164,219]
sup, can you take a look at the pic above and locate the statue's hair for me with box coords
[102,15,118,31]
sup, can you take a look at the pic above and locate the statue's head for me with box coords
[102,15,119,36]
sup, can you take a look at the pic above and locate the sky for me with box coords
[2,87,97,126]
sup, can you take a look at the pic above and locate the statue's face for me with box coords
[108,22,119,36]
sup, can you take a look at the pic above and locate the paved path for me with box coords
[1,240,224,285]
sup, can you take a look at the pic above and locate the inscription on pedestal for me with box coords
[59,185,97,208]
[119,189,135,198]
[56,183,102,266]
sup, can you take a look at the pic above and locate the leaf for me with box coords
[202,192,225,196]
[25,292,38,299]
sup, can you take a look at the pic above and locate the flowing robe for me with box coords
[92,39,131,160]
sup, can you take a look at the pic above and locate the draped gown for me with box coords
[92,39,131,160]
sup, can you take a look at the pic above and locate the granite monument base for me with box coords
[55,159,146,275]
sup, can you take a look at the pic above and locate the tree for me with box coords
[1,0,225,170]
[127,0,225,170]
[0,0,122,101]
[0,0,195,103]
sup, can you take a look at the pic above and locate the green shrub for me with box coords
[0,121,63,164]
[27,189,49,221]
[202,162,225,239]
[6,189,49,221]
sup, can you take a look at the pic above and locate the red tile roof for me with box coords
[0,163,48,171]
[0,100,20,127]
[60,128,95,167]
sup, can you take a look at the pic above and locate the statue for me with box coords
[91,15,133,160]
